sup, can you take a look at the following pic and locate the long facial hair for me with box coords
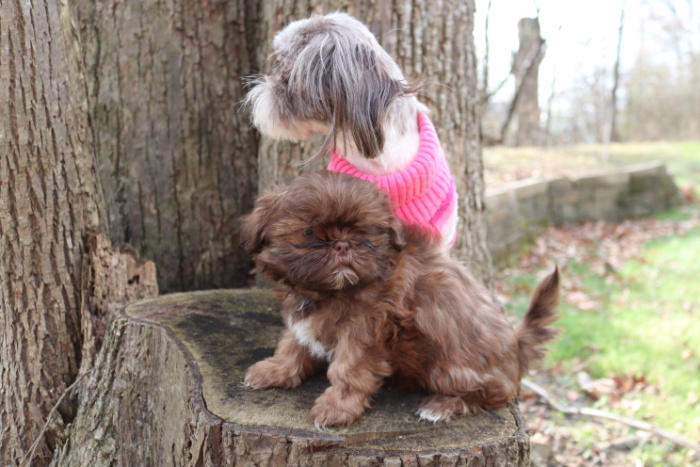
[239,171,404,293]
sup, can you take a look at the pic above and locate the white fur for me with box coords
[337,112,420,175]
[416,407,451,423]
[289,317,334,362]
[247,80,329,141]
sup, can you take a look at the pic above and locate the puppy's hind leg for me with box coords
[417,366,516,422]
[416,394,481,423]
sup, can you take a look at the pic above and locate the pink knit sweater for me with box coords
[328,113,458,245]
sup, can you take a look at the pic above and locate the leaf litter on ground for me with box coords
[494,211,700,466]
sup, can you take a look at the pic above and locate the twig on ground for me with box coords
[597,435,650,451]
[522,378,700,458]
[20,373,86,467]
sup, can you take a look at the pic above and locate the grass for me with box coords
[489,141,700,463]
[610,230,700,433]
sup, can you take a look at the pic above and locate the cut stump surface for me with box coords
[121,289,530,465]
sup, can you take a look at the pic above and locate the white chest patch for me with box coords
[289,318,334,362]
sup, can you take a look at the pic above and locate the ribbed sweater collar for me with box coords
[327,113,443,207]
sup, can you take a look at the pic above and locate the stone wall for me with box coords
[485,161,681,265]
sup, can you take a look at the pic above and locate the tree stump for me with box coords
[59,290,531,466]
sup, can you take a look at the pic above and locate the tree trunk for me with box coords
[0,0,102,460]
[56,290,531,466]
[513,17,545,147]
[609,0,625,144]
[73,0,261,293]
[0,1,158,464]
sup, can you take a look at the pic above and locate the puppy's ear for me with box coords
[329,44,421,159]
[238,190,280,255]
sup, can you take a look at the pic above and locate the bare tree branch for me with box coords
[523,379,700,459]
[609,0,626,143]
[20,374,86,467]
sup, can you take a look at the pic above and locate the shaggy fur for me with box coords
[240,172,560,428]
[244,12,426,175]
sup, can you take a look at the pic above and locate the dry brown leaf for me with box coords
[682,348,695,361]
[566,290,598,311]
[577,372,617,399]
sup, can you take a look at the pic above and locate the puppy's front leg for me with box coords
[310,328,392,428]
[245,328,316,389]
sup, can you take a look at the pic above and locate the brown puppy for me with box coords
[240,171,559,429]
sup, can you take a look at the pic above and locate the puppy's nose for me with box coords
[333,240,350,253]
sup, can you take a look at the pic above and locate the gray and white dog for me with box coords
[245,12,459,246]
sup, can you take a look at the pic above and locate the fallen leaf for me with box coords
[566,290,598,311]
[612,373,647,396]
[682,349,695,361]
[620,398,642,413]
[578,372,617,399]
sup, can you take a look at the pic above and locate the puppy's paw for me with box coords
[244,358,304,390]
[310,388,366,429]
[417,395,481,423]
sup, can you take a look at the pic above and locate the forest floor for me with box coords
[484,141,700,466]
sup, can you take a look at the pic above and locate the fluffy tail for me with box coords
[515,267,561,379]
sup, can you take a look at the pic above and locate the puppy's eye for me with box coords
[303,228,315,239]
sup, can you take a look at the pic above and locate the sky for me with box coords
[474,0,643,104]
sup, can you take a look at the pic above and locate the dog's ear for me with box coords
[328,44,421,159]
[238,189,280,255]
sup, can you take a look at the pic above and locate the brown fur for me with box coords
[240,171,560,428]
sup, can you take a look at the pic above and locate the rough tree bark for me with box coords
[0,0,103,461]
[513,17,545,147]
[73,0,261,293]
[0,1,158,464]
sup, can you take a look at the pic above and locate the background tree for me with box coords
[609,0,626,144]
[479,13,546,148]
[1,0,156,463]
[528,0,700,146]
[512,17,546,146]
[623,0,700,142]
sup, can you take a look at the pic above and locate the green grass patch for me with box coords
[501,223,700,441]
